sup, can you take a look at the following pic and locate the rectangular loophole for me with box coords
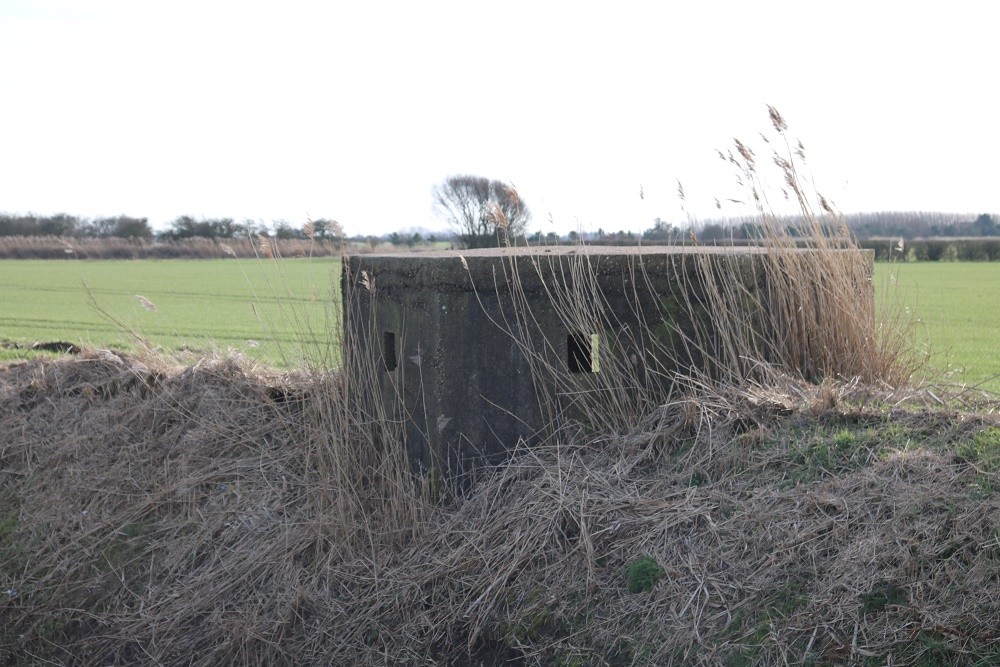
[568,332,599,373]
[383,331,397,371]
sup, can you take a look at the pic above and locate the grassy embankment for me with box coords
[3,111,999,663]
[2,258,998,391]
[3,244,999,664]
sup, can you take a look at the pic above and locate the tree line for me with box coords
[626,212,1000,244]
[0,213,349,243]
[845,211,999,239]
[0,214,154,239]
[429,175,999,247]
[4,199,996,249]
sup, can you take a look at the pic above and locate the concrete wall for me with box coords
[343,246,871,482]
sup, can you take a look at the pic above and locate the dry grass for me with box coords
[3,109,986,665]
[2,352,999,664]
[472,116,918,445]
[0,284,430,664]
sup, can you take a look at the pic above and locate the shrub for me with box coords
[627,555,665,593]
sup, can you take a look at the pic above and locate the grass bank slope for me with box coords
[2,352,999,665]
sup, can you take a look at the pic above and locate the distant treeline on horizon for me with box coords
[1,210,998,245]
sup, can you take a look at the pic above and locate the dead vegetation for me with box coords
[3,109,997,664]
[2,352,999,665]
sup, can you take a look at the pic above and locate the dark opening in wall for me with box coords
[568,332,599,373]
[383,331,397,371]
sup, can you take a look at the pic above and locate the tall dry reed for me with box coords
[468,106,918,443]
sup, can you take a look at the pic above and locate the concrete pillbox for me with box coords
[343,246,871,482]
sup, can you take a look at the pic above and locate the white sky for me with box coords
[1,0,997,237]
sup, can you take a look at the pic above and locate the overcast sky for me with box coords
[1,1,996,237]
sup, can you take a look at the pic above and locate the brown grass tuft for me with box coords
[134,294,158,312]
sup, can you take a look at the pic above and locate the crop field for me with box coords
[1,258,999,390]
[0,258,340,367]
[876,262,1000,391]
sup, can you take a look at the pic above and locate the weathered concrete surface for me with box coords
[343,246,871,482]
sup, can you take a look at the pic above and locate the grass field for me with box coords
[1,258,998,390]
[877,262,1000,391]
[0,258,340,367]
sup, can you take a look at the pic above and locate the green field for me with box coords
[0,258,341,367]
[1,259,998,390]
[876,262,1000,391]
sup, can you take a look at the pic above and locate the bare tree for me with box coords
[432,175,530,248]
